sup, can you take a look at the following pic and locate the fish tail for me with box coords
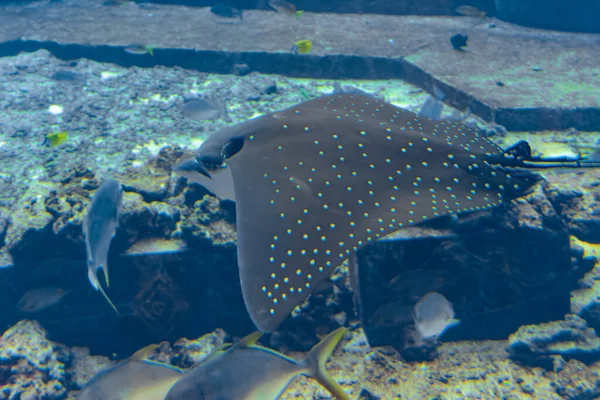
[98,281,120,315]
[88,267,120,314]
[302,327,350,400]
[87,264,100,291]
[99,261,110,288]
[130,343,160,360]
[522,159,600,169]
[432,83,446,101]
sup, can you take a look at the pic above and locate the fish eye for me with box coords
[221,136,245,159]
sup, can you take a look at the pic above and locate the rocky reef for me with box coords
[507,314,600,368]
[0,320,70,400]
[355,174,599,356]
[4,318,600,399]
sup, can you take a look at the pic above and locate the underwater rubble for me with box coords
[3,319,600,399]
[0,320,70,400]
[507,314,600,368]
[1,0,599,130]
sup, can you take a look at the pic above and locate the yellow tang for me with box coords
[291,39,312,54]
[43,131,68,147]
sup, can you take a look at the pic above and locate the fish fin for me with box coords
[448,318,461,327]
[130,343,160,361]
[233,331,263,349]
[98,283,119,314]
[201,342,232,363]
[92,258,111,288]
[303,327,349,400]
[88,267,120,314]
[432,83,446,101]
[87,265,100,291]
[102,264,110,288]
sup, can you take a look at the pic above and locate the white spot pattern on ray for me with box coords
[251,96,509,317]
[201,94,536,332]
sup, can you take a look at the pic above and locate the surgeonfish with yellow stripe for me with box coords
[175,93,600,333]
[291,39,312,54]
[165,327,349,400]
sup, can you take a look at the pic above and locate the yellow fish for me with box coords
[43,131,68,147]
[291,39,312,54]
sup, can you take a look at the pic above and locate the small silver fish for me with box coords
[413,292,459,341]
[124,238,188,257]
[124,44,154,56]
[268,0,302,18]
[371,302,414,328]
[17,287,70,312]
[180,97,225,121]
[331,82,377,99]
[418,97,443,120]
[455,5,486,17]
[83,178,123,314]
[210,4,243,20]
[378,226,457,242]
[78,344,183,400]
[165,328,350,400]
[418,84,446,120]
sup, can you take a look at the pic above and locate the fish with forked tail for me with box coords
[83,178,122,314]
[165,327,349,400]
[17,287,70,312]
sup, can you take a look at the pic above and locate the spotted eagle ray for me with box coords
[177,93,598,333]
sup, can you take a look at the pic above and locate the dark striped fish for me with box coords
[178,94,595,332]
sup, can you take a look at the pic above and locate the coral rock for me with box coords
[0,320,71,400]
[507,314,600,366]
